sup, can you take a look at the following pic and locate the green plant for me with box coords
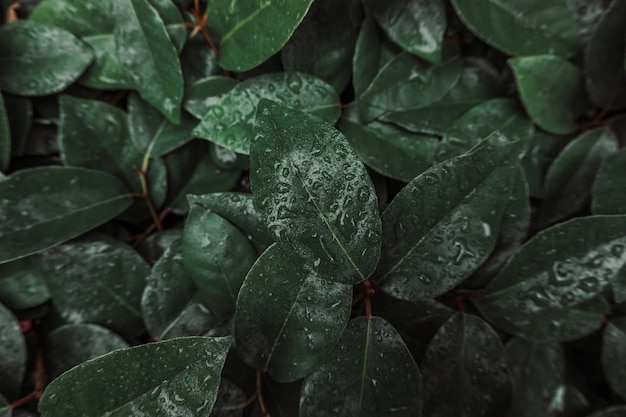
[1,0,626,416]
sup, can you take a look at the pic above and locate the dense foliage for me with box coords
[0,0,626,416]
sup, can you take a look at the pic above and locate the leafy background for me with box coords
[0,0,626,416]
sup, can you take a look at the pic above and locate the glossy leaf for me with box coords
[592,148,626,215]
[0,256,50,310]
[421,313,510,417]
[182,207,257,318]
[451,0,579,58]
[602,318,626,400]
[207,0,314,71]
[0,20,93,96]
[113,0,183,122]
[193,72,340,154]
[184,76,239,120]
[250,100,381,284]
[540,127,618,227]
[235,243,350,382]
[509,55,588,134]
[180,38,221,84]
[142,240,219,340]
[0,303,26,400]
[521,130,571,198]
[363,0,445,63]
[300,316,423,417]
[584,0,626,109]
[211,379,246,417]
[3,94,32,158]
[0,94,8,173]
[187,192,274,253]
[358,51,463,123]
[0,167,132,264]
[46,324,129,377]
[39,233,149,336]
[377,135,523,301]
[38,336,232,417]
[505,338,565,417]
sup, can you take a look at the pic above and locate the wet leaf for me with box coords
[182,207,257,318]
[363,0,445,63]
[0,20,93,96]
[250,100,381,284]
[300,316,423,417]
[451,0,579,58]
[0,167,132,264]
[184,76,239,120]
[180,38,221,84]
[38,336,232,417]
[207,0,314,72]
[602,318,626,401]
[521,130,571,199]
[377,135,523,301]
[210,379,246,417]
[0,94,8,173]
[509,55,588,134]
[592,148,626,215]
[421,313,511,417]
[0,256,50,310]
[39,233,149,336]
[0,302,26,400]
[235,243,351,382]
[193,72,340,154]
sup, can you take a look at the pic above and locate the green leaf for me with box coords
[0,302,26,400]
[39,233,149,336]
[128,93,197,157]
[184,76,239,120]
[602,318,626,401]
[187,192,274,253]
[363,0,445,63]
[0,94,9,173]
[586,406,626,417]
[235,243,351,382]
[476,216,626,334]
[113,0,183,122]
[250,100,381,284]
[193,72,340,154]
[38,336,232,417]
[142,240,220,340]
[0,394,9,417]
[521,130,571,198]
[358,51,463,123]
[182,207,257,318]
[46,323,129,377]
[505,338,565,417]
[211,379,246,417]
[207,0,314,72]
[3,93,32,158]
[181,39,221,84]
[137,228,182,263]
[593,149,626,215]
[421,313,510,417]
[451,0,579,58]
[281,0,357,93]
[300,316,422,417]
[540,127,618,227]
[584,0,626,110]
[0,256,50,310]
[509,55,588,134]
[0,21,93,96]
[0,167,132,264]
[376,135,523,301]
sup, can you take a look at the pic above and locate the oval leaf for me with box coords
[592,148,626,215]
[0,94,9,173]
[184,76,239,120]
[602,318,626,401]
[0,302,26,400]
[0,256,50,310]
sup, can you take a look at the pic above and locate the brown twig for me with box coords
[256,369,270,417]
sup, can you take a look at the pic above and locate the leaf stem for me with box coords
[256,369,270,417]
[9,331,45,409]
[363,279,374,318]
[133,156,163,232]
[131,207,171,248]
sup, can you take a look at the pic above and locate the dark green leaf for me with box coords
[3,94,32,158]
[540,127,617,227]
[593,148,626,215]
[38,336,232,417]
[505,338,565,417]
[300,316,423,417]
[0,21,93,96]
[584,0,626,110]
[180,38,221,84]
[193,72,340,154]
[0,395,9,417]
[142,240,220,340]
[586,406,626,417]
[377,135,523,301]
[363,0,445,63]
[113,0,183,122]
[602,318,626,400]
[521,130,571,199]
[235,243,351,382]
[0,256,50,310]
[46,323,129,377]
[182,207,257,318]
[137,228,183,263]
[0,94,8,173]
[451,0,579,58]
[281,0,357,92]
[0,167,132,264]
[509,55,588,134]
[568,0,606,45]
[184,76,239,120]
[39,233,149,336]
[207,0,314,71]
[421,313,510,417]
[250,100,381,284]
[0,302,26,400]
[211,379,246,417]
